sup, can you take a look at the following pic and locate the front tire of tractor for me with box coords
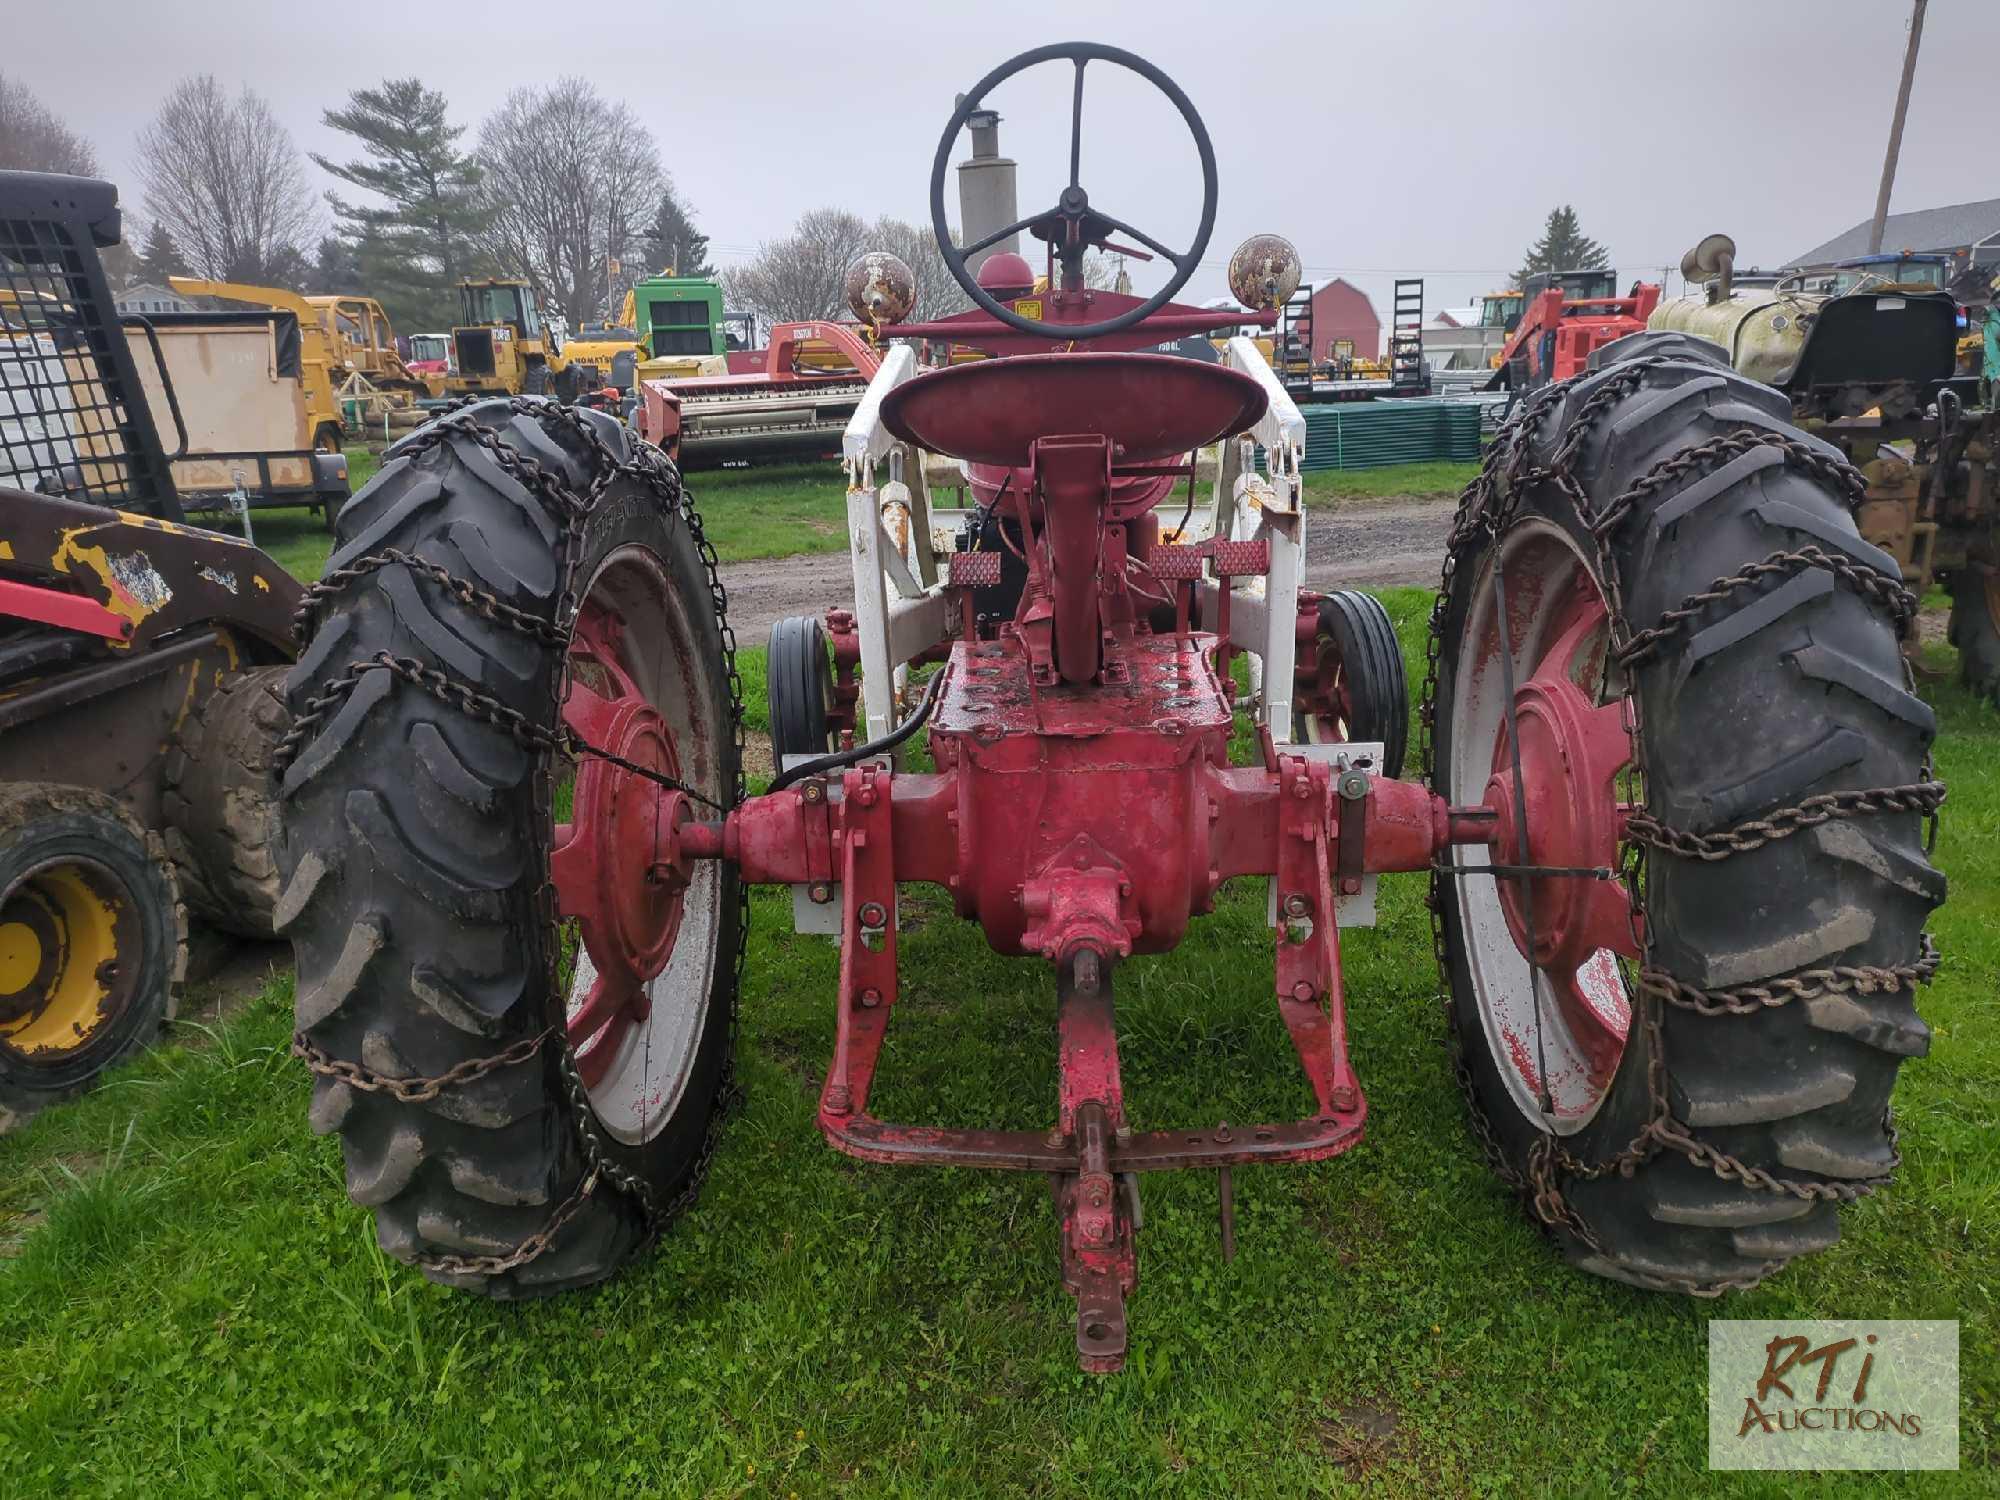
[164,666,288,937]
[1433,347,1944,1293]
[522,363,550,397]
[1295,590,1409,776]
[767,615,834,760]
[1947,566,2000,703]
[277,398,742,1296]
[0,784,186,1130]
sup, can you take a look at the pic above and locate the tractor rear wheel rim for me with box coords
[1450,522,1635,1132]
[0,856,142,1063]
[552,545,720,1145]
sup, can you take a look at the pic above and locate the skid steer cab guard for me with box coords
[279,43,1943,1375]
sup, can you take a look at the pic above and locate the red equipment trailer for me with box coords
[1487,269,1662,392]
[279,45,1944,1374]
[637,320,880,469]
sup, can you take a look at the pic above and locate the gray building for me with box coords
[1790,197,2000,284]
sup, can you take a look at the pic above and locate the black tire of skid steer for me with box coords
[275,397,740,1297]
[1946,567,2000,704]
[1434,342,1945,1292]
[0,784,186,1130]
[164,666,288,937]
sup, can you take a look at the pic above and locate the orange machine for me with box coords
[1487,270,1660,392]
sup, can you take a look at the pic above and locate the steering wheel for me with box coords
[929,43,1218,340]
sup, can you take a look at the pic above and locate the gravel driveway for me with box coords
[716,495,1454,643]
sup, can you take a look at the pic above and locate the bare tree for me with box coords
[475,79,662,329]
[864,217,972,323]
[723,209,869,325]
[0,73,98,175]
[724,210,974,327]
[136,76,321,285]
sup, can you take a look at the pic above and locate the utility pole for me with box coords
[1869,0,1927,255]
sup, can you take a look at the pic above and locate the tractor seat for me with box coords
[880,352,1267,467]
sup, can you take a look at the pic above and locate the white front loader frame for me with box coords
[837,335,1309,743]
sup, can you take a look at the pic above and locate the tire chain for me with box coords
[281,397,748,1279]
[289,1027,556,1103]
[1640,933,1941,1016]
[1627,780,1946,861]
[1418,357,1942,1291]
[1615,546,1918,668]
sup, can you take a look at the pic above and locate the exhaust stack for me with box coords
[955,100,1019,275]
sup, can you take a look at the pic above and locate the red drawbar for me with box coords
[665,630,1510,1373]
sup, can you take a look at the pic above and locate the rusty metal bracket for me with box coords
[818,763,899,1121]
[1274,754,1363,1117]
[1334,765,1368,898]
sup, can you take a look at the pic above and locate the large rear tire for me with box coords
[1432,345,1944,1292]
[0,784,185,1130]
[276,398,741,1296]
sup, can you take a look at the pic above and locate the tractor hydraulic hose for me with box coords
[971,473,1014,545]
[767,668,947,793]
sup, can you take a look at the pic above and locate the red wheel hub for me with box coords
[550,600,690,1088]
[1482,582,1638,1083]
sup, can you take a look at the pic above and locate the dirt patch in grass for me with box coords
[1317,1398,1409,1480]
[1918,602,1950,646]
[176,937,290,1039]
[0,1208,47,1258]
[0,1150,102,1258]
[1310,1190,1388,1268]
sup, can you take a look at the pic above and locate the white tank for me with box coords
[1649,290,1820,386]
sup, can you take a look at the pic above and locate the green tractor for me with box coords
[632,275,756,377]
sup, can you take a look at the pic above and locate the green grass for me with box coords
[1,600,1991,1495]
[254,455,854,586]
[681,460,1479,562]
[238,451,1477,593]
[1302,460,1479,505]
[686,463,853,563]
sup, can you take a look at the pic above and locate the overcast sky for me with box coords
[14,0,1994,325]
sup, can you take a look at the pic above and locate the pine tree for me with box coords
[100,240,140,293]
[312,78,490,331]
[137,223,190,286]
[1514,205,1609,288]
[261,242,313,292]
[305,235,363,295]
[640,185,712,277]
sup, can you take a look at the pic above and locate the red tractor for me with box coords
[278,45,1943,1372]
[1489,268,1663,393]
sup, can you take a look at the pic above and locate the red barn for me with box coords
[1308,278,1382,362]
